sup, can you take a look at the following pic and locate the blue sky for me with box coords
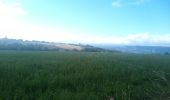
[0,0,170,45]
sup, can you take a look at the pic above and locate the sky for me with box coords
[0,0,170,46]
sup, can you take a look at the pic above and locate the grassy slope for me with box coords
[0,51,170,100]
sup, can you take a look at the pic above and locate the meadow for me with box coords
[0,51,170,100]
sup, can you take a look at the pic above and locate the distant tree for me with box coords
[164,52,170,55]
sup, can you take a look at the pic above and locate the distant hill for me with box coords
[0,38,106,52]
[94,44,170,54]
[3,38,169,54]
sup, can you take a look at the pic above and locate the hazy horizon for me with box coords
[0,0,170,46]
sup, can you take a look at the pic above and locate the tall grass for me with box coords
[0,51,170,100]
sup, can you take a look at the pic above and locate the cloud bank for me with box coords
[78,33,170,46]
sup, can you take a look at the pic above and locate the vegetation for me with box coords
[0,38,105,52]
[0,51,170,100]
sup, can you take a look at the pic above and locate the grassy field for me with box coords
[0,51,170,100]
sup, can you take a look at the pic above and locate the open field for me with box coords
[0,51,170,100]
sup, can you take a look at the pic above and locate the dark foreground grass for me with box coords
[0,51,170,100]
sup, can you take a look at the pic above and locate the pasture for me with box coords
[0,51,170,100]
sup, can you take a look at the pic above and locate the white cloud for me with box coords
[128,0,149,5]
[0,0,26,17]
[76,33,170,46]
[123,33,151,44]
[110,33,170,46]
[112,0,150,7]
[63,32,170,46]
[112,0,122,7]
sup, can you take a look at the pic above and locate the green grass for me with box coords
[0,51,170,100]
